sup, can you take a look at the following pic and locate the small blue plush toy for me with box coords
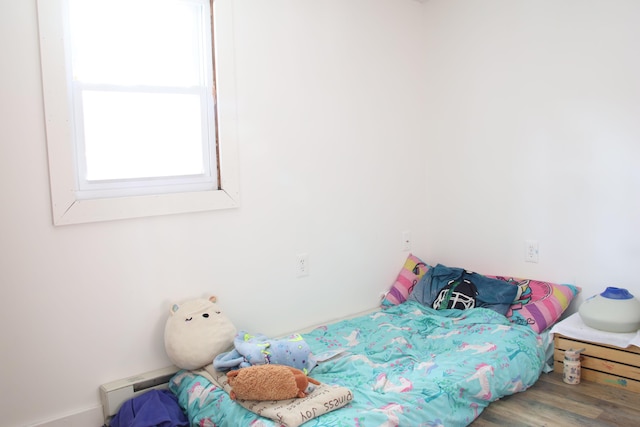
[214,331,318,373]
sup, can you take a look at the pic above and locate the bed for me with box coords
[169,257,579,426]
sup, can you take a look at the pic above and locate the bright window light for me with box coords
[68,0,216,197]
[69,0,203,88]
[80,91,205,181]
[38,0,240,225]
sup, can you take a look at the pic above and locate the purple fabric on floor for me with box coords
[110,389,188,427]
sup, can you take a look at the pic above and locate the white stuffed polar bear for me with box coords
[164,296,237,370]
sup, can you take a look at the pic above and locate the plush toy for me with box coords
[226,365,321,401]
[164,296,237,370]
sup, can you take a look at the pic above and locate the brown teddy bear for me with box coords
[227,365,321,401]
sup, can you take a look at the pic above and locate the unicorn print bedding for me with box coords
[170,301,547,426]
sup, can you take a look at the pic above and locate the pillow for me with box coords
[408,263,519,316]
[199,365,353,427]
[489,275,580,333]
[381,254,430,307]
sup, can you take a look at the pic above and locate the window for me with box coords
[37,0,239,225]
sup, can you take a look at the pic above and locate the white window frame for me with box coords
[37,0,240,225]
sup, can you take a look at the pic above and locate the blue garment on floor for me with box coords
[110,389,188,427]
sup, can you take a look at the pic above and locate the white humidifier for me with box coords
[579,287,640,333]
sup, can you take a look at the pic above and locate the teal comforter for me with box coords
[170,301,546,426]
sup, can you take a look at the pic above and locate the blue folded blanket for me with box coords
[214,330,318,373]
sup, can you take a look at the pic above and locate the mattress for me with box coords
[170,301,547,426]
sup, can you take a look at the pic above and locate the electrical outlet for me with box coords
[296,253,309,277]
[525,240,539,263]
[402,231,411,251]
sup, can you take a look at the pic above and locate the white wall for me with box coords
[415,0,640,306]
[0,1,427,426]
[2,0,640,426]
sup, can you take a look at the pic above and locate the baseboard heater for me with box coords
[100,365,180,425]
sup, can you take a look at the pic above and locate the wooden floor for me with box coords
[471,371,640,427]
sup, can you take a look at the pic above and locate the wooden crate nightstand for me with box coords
[554,334,640,393]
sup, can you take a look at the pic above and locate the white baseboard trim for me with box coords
[28,406,103,427]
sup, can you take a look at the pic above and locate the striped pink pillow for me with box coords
[490,276,580,333]
[382,254,430,307]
